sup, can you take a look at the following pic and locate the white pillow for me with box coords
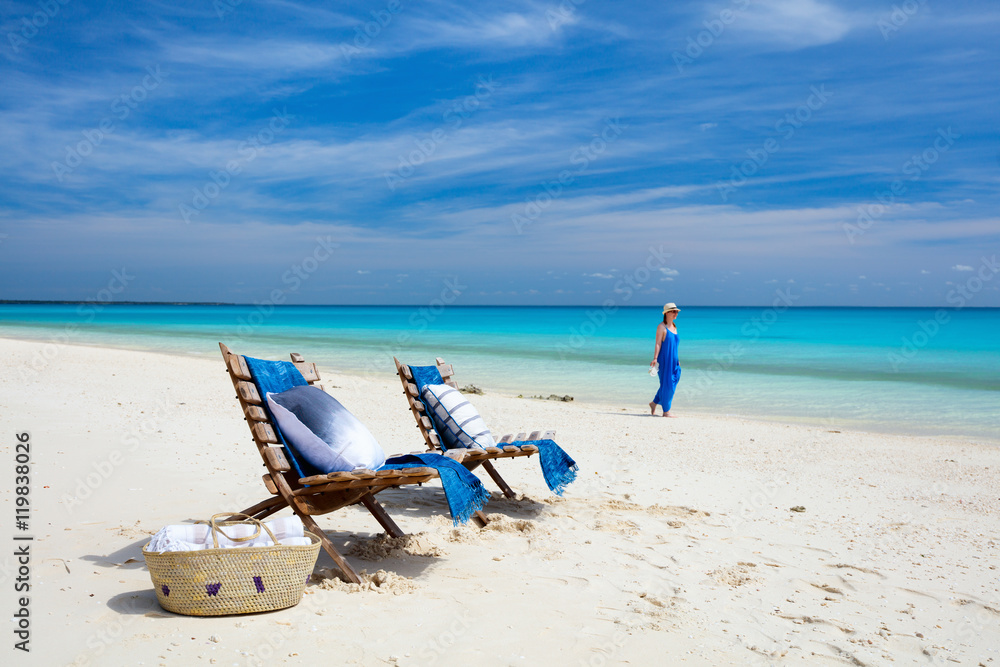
[421,384,495,450]
[266,385,386,473]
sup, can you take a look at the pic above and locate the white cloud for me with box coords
[585,272,613,278]
[658,267,679,276]
[920,269,931,274]
[952,265,974,271]
[357,270,370,274]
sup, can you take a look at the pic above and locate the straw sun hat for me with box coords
[662,303,681,314]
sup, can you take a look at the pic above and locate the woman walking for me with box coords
[649,303,681,417]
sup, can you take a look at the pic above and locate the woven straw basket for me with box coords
[143,513,321,616]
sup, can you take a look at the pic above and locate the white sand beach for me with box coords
[2,336,999,666]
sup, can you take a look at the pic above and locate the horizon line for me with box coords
[1,300,997,310]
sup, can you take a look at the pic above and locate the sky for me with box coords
[0,0,998,306]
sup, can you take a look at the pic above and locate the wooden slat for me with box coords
[244,405,268,422]
[252,422,279,444]
[395,467,435,477]
[438,363,454,378]
[527,430,541,441]
[262,474,278,494]
[501,445,519,453]
[237,381,262,404]
[520,444,539,454]
[427,432,441,448]
[351,469,376,479]
[289,353,304,362]
[483,446,501,455]
[409,397,426,412]
[542,430,556,439]
[294,361,320,383]
[229,354,252,380]
[443,449,467,463]
[435,357,446,365]
[498,434,513,444]
[325,471,359,481]
[263,446,290,472]
[445,380,458,389]
[298,471,354,486]
[514,432,527,442]
[419,416,433,431]
[406,382,420,397]
[401,365,413,380]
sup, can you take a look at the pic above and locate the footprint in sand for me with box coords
[709,563,759,587]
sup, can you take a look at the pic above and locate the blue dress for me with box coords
[653,329,681,411]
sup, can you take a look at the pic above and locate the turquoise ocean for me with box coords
[2,304,998,442]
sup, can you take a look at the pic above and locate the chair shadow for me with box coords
[81,538,149,569]
[89,528,439,596]
[593,410,676,418]
[373,484,548,520]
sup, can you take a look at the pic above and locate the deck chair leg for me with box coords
[358,494,405,538]
[473,510,489,528]
[481,460,517,499]
[297,514,362,585]
[232,495,287,521]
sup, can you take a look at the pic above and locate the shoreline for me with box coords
[4,332,998,448]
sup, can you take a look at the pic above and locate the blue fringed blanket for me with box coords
[382,453,490,525]
[506,439,578,496]
[243,355,489,524]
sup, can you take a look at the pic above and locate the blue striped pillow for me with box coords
[421,384,496,450]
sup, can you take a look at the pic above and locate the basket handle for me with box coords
[203,512,280,548]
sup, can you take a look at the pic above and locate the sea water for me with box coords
[2,304,997,441]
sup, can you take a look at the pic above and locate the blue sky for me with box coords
[0,0,997,306]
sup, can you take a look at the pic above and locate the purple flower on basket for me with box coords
[206,582,222,596]
[161,585,170,597]
[253,576,265,593]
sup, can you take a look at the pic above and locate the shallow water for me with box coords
[2,303,997,441]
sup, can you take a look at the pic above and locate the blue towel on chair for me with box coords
[508,439,578,496]
[245,356,309,394]
[382,453,490,525]
[244,356,316,479]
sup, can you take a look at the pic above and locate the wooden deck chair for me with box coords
[221,343,450,584]
[394,356,556,499]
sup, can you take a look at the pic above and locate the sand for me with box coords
[1,336,998,666]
